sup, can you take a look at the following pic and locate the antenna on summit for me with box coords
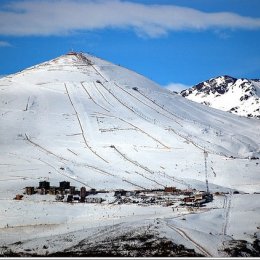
[67,48,77,55]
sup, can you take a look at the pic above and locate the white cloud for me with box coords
[164,83,191,93]
[0,0,260,37]
[0,41,12,47]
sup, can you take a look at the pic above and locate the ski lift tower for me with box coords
[204,149,209,193]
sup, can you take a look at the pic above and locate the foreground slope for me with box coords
[0,53,260,194]
[180,75,260,119]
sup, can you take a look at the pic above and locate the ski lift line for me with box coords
[27,136,141,186]
[24,96,30,111]
[176,96,254,148]
[112,145,185,188]
[64,83,109,164]
[204,149,209,193]
[91,111,170,149]
[25,135,114,180]
[111,145,155,175]
[97,80,157,125]
[38,158,92,189]
[67,149,78,156]
[142,88,228,134]
[122,178,146,190]
[137,90,183,127]
[24,133,69,162]
[114,82,180,123]
[25,134,115,178]
[118,118,170,149]
[25,130,145,185]
[80,82,110,113]
[90,64,108,82]
[133,171,165,188]
[167,127,229,158]
[178,97,256,147]
[157,171,192,189]
[93,81,114,107]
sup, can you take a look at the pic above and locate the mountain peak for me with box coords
[180,75,260,119]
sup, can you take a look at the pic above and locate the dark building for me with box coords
[39,181,50,189]
[70,186,76,195]
[114,189,127,197]
[40,188,46,195]
[164,187,177,193]
[67,194,73,202]
[48,187,56,195]
[80,187,87,198]
[80,196,86,203]
[60,181,70,190]
[89,188,96,195]
[25,187,34,195]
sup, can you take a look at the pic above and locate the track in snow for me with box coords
[64,83,109,163]
[165,222,212,257]
[222,191,232,236]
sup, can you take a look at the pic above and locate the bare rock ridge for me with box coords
[180,75,260,119]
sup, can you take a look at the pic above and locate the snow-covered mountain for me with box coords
[180,75,260,119]
[0,53,259,193]
[0,53,260,257]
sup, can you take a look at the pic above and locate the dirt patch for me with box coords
[0,230,203,257]
[220,239,260,257]
[48,231,203,257]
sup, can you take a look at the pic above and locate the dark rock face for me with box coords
[180,75,260,119]
[0,231,203,257]
[49,232,203,257]
[220,239,260,257]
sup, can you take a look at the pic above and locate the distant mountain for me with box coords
[180,75,260,119]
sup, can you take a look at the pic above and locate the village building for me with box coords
[114,189,127,197]
[89,188,96,195]
[14,194,23,200]
[48,187,56,195]
[164,186,177,193]
[25,186,34,195]
[80,187,87,198]
[69,186,76,195]
[67,194,73,203]
[59,181,70,190]
[40,188,46,195]
[39,181,50,190]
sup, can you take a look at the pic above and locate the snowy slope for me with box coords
[180,75,260,119]
[0,53,259,194]
[0,53,260,257]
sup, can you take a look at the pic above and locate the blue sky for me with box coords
[0,0,260,91]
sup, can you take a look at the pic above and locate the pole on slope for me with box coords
[204,149,209,193]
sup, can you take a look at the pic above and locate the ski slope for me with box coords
[0,53,259,256]
[0,52,259,194]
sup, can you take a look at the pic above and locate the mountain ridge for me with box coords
[180,75,260,119]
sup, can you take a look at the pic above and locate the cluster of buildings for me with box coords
[182,191,213,206]
[113,187,213,207]
[23,182,213,207]
[25,181,104,203]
